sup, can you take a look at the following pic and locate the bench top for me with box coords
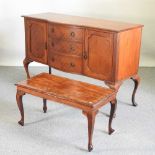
[16,73,115,108]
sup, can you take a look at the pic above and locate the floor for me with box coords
[0,67,155,155]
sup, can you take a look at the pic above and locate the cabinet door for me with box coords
[83,29,114,81]
[25,19,47,64]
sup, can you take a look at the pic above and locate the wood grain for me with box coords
[25,19,47,64]
[16,73,116,108]
[22,12,143,32]
[117,27,142,80]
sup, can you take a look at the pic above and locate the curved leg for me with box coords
[105,81,122,117]
[131,75,140,106]
[109,99,117,135]
[43,99,47,113]
[49,67,52,74]
[82,110,98,152]
[16,90,25,126]
[23,58,33,79]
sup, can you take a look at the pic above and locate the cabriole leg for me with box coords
[82,110,98,152]
[23,58,33,79]
[43,99,47,113]
[49,67,52,74]
[131,74,140,106]
[16,90,25,126]
[109,99,117,135]
[105,81,122,117]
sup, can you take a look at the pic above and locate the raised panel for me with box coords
[83,29,114,81]
[25,19,47,63]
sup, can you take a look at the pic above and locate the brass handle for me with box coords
[70,32,75,37]
[70,62,75,67]
[83,51,87,59]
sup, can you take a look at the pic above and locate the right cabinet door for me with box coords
[83,29,114,81]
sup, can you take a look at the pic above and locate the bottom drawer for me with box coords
[48,53,82,73]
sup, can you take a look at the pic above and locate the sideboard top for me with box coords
[22,12,143,32]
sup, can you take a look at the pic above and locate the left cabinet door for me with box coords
[25,19,47,64]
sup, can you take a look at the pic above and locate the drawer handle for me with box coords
[70,32,75,37]
[51,28,54,33]
[51,57,55,62]
[70,46,75,51]
[83,51,88,59]
[70,62,75,67]
[51,42,54,47]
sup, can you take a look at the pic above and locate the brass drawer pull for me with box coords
[70,32,75,37]
[70,62,75,67]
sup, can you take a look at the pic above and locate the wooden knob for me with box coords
[70,32,75,37]
[83,52,88,59]
[70,62,75,67]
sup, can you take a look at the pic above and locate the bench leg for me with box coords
[23,58,33,79]
[49,67,52,74]
[43,99,47,113]
[16,90,25,126]
[131,74,140,107]
[109,99,117,135]
[83,110,98,152]
[105,81,122,117]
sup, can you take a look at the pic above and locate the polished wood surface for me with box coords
[22,12,143,32]
[48,39,83,56]
[83,29,114,81]
[16,73,116,152]
[48,23,84,42]
[16,73,115,107]
[48,53,82,74]
[117,28,142,81]
[23,13,143,108]
[25,19,47,64]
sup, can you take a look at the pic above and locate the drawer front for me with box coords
[48,24,84,42]
[48,53,82,73]
[48,39,83,56]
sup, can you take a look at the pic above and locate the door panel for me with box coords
[83,29,114,81]
[25,19,47,64]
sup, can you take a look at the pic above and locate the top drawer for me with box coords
[48,23,84,42]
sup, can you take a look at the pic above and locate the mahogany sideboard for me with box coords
[22,12,143,106]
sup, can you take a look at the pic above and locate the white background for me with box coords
[0,0,155,66]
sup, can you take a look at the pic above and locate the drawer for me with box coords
[48,39,83,56]
[48,53,82,73]
[48,24,84,42]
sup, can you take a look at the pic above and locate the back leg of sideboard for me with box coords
[130,74,140,106]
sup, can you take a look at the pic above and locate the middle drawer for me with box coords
[48,39,83,56]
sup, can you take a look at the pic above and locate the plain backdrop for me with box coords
[0,0,155,66]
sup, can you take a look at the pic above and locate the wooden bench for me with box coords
[15,73,117,152]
